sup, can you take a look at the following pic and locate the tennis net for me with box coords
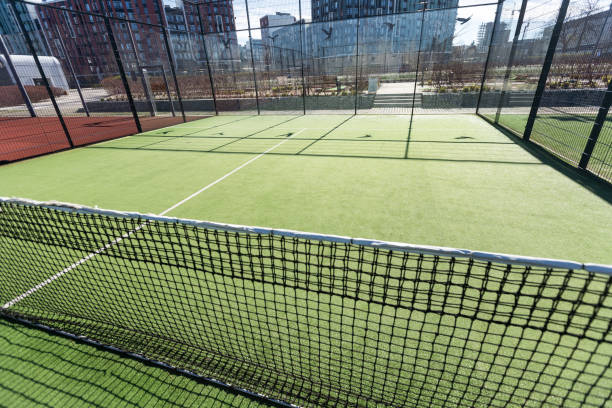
[0,197,611,407]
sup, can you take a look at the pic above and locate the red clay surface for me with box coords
[0,115,201,162]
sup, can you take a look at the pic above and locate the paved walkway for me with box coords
[0,88,109,117]
[375,82,416,94]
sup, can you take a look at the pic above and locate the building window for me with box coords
[63,10,76,38]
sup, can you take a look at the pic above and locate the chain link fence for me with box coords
[0,0,610,184]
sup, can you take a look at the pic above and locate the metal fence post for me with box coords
[476,0,503,114]
[12,0,73,147]
[53,26,90,117]
[244,0,261,115]
[161,26,187,122]
[579,78,612,170]
[0,34,36,117]
[298,0,306,115]
[354,1,361,115]
[127,23,156,117]
[104,17,142,133]
[194,2,218,115]
[523,0,570,142]
[494,0,528,124]
[158,66,176,116]
[405,1,427,159]
[155,0,186,120]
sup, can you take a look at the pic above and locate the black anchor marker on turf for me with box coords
[358,134,372,138]
[455,136,474,140]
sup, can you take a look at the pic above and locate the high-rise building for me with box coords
[260,12,296,34]
[183,0,236,34]
[307,0,459,61]
[311,0,457,22]
[0,1,49,55]
[260,13,297,67]
[556,6,612,54]
[35,0,236,80]
[478,21,510,53]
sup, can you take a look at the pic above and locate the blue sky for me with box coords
[227,0,498,44]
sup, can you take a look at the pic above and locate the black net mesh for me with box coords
[1,199,611,408]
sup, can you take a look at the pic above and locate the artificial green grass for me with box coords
[0,114,610,263]
[0,317,267,407]
[493,113,612,180]
[0,114,611,407]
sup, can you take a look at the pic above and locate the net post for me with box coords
[161,25,187,122]
[244,0,261,115]
[476,0,503,114]
[104,16,142,133]
[495,0,528,124]
[523,0,570,142]
[11,0,73,147]
[579,78,612,170]
[193,1,218,116]
[298,0,306,115]
[354,1,360,115]
[0,33,36,117]
[405,0,427,159]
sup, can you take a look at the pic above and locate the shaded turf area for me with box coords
[485,113,612,182]
[0,317,268,407]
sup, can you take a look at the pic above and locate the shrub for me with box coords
[0,85,67,108]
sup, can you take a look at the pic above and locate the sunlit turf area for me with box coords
[1,114,610,263]
[1,114,612,407]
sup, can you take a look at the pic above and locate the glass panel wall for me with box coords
[496,0,563,135]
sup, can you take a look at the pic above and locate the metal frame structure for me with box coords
[579,78,612,170]
[523,0,571,142]
[11,0,73,147]
[105,16,143,133]
[476,0,503,112]
[476,0,612,184]
[492,0,528,124]
[0,34,35,117]
[3,0,611,185]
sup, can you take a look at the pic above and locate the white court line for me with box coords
[2,129,304,309]
[161,128,304,215]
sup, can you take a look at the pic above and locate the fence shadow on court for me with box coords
[0,316,272,408]
[88,137,545,166]
[84,114,547,165]
[491,122,612,205]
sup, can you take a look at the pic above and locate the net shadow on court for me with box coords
[0,317,268,407]
[1,199,611,408]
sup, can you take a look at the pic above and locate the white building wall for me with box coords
[0,54,69,90]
